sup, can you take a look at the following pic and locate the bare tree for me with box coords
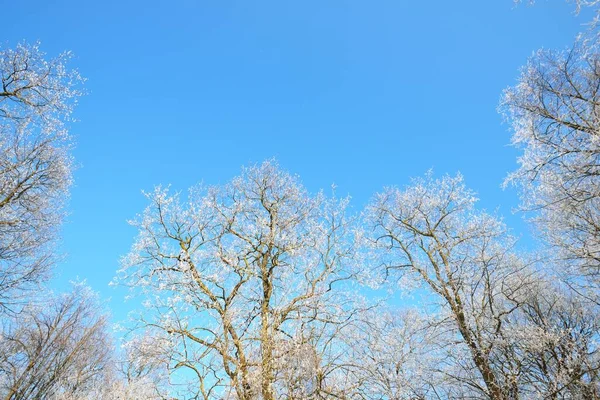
[345,307,447,400]
[0,42,172,400]
[363,171,600,399]
[43,330,170,400]
[506,278,600,399]
[365,173,542,400]
[501,35,600,297]
[117,161,361,399]
[0,42,82,313]
[0,284,112,400]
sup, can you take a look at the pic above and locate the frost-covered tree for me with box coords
[346,307,447,400]
[365,172,600,399]
[499,5,600,397]
[117,161,360,399]
[502,35,600,293]
[509,278,600,398]
[365,173,540,400]
[117,333,171,393]
[0,284,112,400]
[0,42,82,313]
[0,284,169,400]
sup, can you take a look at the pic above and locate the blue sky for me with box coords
[3,0,593,321]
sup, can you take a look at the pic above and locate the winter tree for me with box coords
[364,171,600,399]
[0,282,170,400]
[365,173,543,399]
[498,4,600,397]
[117,161,361,399]
[0,42,82,313]
[501,34,600,294]
[0,41,170,400]
[345,307,447,400]
[508,277,600,398]
[0,284,112,400]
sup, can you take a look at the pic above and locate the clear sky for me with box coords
[3,0,594,321]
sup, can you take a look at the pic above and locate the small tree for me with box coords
[346,307,446,400]
[0,284,112,400]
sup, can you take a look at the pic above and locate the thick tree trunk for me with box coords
[452,301,506,400]
[260,253,275,400]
